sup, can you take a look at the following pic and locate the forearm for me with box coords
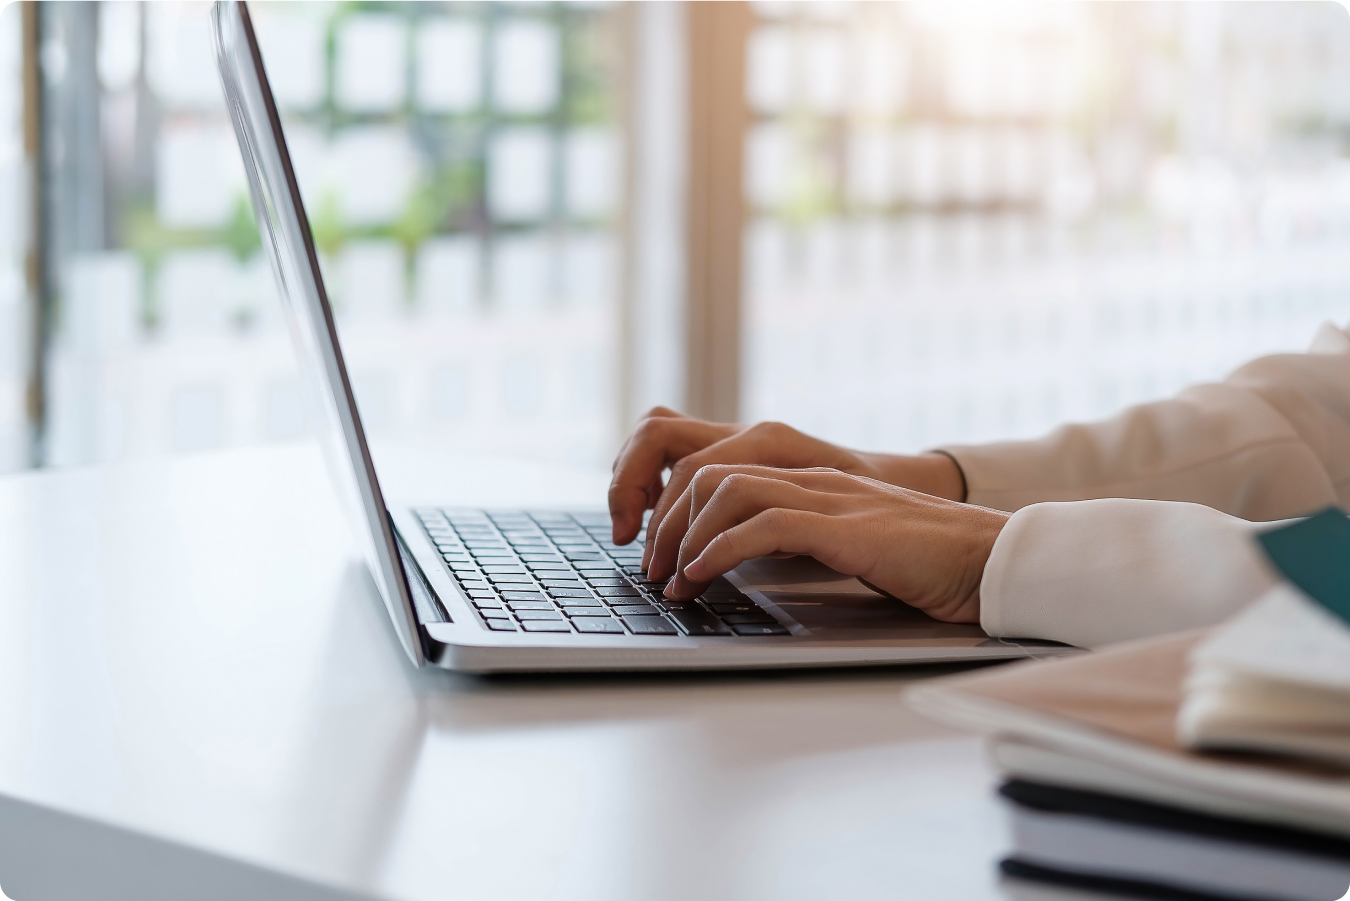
[857,451,967,501]
[980,498,1283,648]
[939,324,1350,520]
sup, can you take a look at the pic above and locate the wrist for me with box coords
[861,451,967,501]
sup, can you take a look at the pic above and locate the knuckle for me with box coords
[691,464,728,503]
[761,506,800,532]
[643,405,676,420]
[751,420,791,440]
[634,417,665,441]
[669,457,697,482]
[718,471,754,494]
[694,462,734,483]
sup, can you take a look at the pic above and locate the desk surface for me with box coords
[0,444,1087,901]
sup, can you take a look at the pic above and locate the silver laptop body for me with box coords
[212,0,1070,672]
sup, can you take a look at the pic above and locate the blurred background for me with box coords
[1,1,1349,477]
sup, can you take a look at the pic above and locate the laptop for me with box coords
[211,0,1070,673]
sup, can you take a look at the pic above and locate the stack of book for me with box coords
[909,586,1350,901]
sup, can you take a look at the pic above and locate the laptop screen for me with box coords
[211,0,425,665]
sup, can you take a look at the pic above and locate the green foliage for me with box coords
[308,190,347,258]
[222,197,262,262]
[391,160,482,250]
[560,6,615,126]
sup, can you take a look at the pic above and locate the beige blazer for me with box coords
[941,323,1350,649]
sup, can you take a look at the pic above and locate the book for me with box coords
[999,779,1350,901]
[1180,583,1350,767]
[907,631,1350,901]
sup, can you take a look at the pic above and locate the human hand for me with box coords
[606,408,965,565]
[660,465,1007,624]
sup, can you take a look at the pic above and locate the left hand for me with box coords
[661,466,1009,624]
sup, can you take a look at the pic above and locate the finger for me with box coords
[609,406,686,475]
[645,485,694,578]
[648,464,858,578]
[607,416,726,544]
[649,465,858,578]
[668,476,843,597]
[642,428,782,559]
[671,508,830,599]
[686,466,855,522]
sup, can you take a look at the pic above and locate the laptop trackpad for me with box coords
[726,556,990,640]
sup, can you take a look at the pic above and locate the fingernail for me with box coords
[683,559,704,582]
[662,582,675,598]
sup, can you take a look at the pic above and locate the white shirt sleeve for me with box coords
[980,498,1285,649]
[940,322,1350,521]
[940,323,1350,647]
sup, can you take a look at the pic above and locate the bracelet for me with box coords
[929,449,969,503]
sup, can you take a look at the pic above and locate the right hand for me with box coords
[606,407,965,577]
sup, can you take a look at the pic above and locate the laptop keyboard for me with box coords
[414,508,791,637]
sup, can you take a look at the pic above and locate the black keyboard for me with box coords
[414,508,791,637]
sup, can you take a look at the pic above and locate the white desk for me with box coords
[0,444,1089,901]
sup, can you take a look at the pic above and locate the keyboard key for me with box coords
[524,558,568,567]
[515,610,565,621]
[547,588,594,598]
[506,601,553,611]
[472,598,505,608]
[557,602,604,614]
[722,613,776,625]
[489,575,535,584]
[705,601,759,615]
[579,569,626,580]
[610,604,660,617]
[622,616,678,635]
[730,623,790,636]
[596,587,640,597]
[500,591,546,601]
[481,565,528,574]
[449,564,480,574]
[459,580,490,591]
[573,618,624,633]
[557,599,604,610]
[566,603,613,615]
[540,578,584,586]
[565,554,607,563]
[520,620,572,633]
[668,608,732,636]
[485,619,518,632]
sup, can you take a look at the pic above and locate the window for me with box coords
[741,2,1350,452]
[0,3,24,473]
[37,1,623,470]
[13,2,1350,477]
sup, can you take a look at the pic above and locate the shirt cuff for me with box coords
[979,498,1282,649]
